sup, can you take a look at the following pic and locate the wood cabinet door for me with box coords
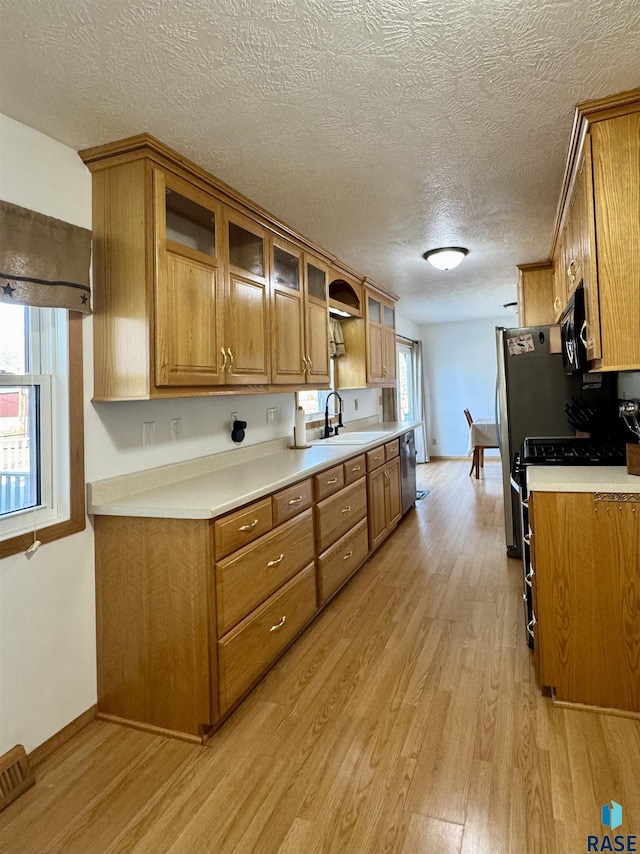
[533,491,640,712]
[581,137,602,361]
[271,239,306,384]
[367,465,387,551]
[303,254,330,385]
[591,112,640,370]
[365,294,384,383]
[385,458,402,528]
[154,170,225,387]
[382,302,397,382]
[305,300,330,384]
[225,210,270,384]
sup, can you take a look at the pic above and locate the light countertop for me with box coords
[88,422,422,520]
[527,465,640,493]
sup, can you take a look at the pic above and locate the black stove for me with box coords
[522,436,626,466]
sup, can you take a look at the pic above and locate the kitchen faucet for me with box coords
[324,391,344,438]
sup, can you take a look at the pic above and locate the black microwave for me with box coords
[560,287,588,373]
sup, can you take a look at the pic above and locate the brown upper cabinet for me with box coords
[516,262,554,327]
[81,134,398,399]
[336,283,398,390]
[518,89,640,371]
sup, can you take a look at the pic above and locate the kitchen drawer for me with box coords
[343,454,366,485]
[314,464,345,501]
[317,517,369,605]
[217,563,317,712]
[215,508,314,635]
[385,439,399,460]
[366,445,386,472]
[272,478,313,525]
[214,498,273,559]
[315,479,367,553]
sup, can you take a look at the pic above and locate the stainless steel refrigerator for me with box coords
[495,325,616,557]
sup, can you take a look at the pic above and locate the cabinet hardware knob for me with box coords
[527,614,537,638]
[269,615,286,632]
[341,506,351,514]
[239,518,259,531]
[579,319,588,348]
[351,465,361,472]
[267,554,285,567]
[554,296,561,311]
[327,477,338,485]
[343,550,353,560]
[227,348,234,373]
[220,347,228,371]
[288,496,302,505]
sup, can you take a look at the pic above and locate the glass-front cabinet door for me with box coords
[224,210,270,385]
[303,254,330,385]
[154,169,226,387]
[365,293,384,383]
[383,302,397,382]
[271,239,306,384]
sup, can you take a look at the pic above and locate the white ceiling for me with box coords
[0,0,638,324]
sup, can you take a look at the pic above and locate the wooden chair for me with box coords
[465,409,482,477]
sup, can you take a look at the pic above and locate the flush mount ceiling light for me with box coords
[422,247,469,270]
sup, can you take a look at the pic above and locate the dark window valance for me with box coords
[0,200,92,313]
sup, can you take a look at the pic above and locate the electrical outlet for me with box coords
[354,398,359,411]
[267,407,277,424]
[170,418,182,441]
[142,421,156,446]
[231,411,239,425]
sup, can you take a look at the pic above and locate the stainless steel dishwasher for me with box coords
[400,430,417,515]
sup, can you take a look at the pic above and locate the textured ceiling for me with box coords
[0,0,639,324]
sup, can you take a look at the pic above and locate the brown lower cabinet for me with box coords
[367,443,402,550]
[530,490,640,713]
[94,439,411,742]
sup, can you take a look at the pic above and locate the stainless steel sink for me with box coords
[310,430,392,445]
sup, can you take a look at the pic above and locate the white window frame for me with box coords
[0,306,70,542]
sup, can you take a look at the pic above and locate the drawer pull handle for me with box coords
[351,465,361,472]
[270,616,286,632]
[327,477,338,485]
[239,518,259,532]
[526,568,535,587]
[267,554,285,567]
[220,347,228,371]
[374,455,382,461]
[341,506,351,514]
[343,550,353,561]
[287,496,302,505]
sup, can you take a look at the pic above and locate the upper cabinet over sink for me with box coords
[80,134,398,400]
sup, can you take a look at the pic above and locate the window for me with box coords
[397,340,415,421]
[0,304,84,557]
[296,361,335,418]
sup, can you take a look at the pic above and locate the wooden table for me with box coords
[468,419,498,478]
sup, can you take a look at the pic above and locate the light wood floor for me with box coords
[3,461,639,854]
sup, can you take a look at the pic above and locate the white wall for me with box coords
[420,315,507,457]
[619,372,640,401]
[0,114,383,753]
[396,313,420,342]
